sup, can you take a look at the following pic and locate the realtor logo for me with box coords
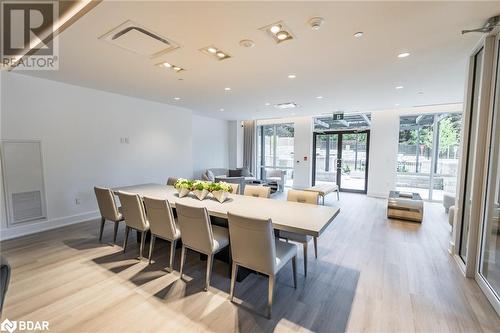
[0,318,49,332]
[1,0,59,70]
[0,319,17,333]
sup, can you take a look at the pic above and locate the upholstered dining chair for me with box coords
[116,191,150,260]
[143,197,181,271]
[227,212,297,318]
[175,203,230,291]
[279,189,319,276]
[94,186,124,244]
[229,183,240,195]
[243,184,271,198]
[166,177,178,186]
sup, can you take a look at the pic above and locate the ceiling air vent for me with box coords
[99,20,179,58]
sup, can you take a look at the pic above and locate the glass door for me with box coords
[478,36,500,314]
[312,130,369,193]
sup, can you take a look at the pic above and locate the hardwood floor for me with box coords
[1,193,499,332]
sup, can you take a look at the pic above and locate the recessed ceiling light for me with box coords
[353,32,364,38]
[417,91,424,95]
[395,86,404,90]
[276,31,289,40]
[288,74,296,79]
[275,102,298,109]
[270,25,281,34]
[395,103,400,106]
[219,108,224,112]
[316,96,324,99]
[260,21,294,44]
[157,62,184,72]
[174,97,181,100]
[265,102,271,106]
[398,52,410,58]
[200,46,231,61]
[224,87,231,91]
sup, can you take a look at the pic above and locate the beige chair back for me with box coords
[94,186,121,221]
[117,191,149,231]
[166,177,178,186]
[176,203,214,254]
[143,197,178,240]
[244,184,270,198]
[229,183,240,195]
[287,189,318,205]
[227,212,276,275]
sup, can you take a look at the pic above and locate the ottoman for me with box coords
[443,192,455,213]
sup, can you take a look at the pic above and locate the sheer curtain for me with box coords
[243,120,256,175]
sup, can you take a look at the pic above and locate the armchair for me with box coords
[264,169,285,192]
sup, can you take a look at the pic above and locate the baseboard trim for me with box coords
[0,210,100,241]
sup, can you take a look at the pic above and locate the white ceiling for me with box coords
[20,1,499,120]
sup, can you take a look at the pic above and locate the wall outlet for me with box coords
[120,137,130,144]
[75,198,81,205]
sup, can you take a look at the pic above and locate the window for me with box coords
[396,113,462,201]
[257,123,294,186]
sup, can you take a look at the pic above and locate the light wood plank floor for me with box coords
[1,193,499,332]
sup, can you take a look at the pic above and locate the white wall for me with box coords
[0,73,226,240]
[367,103,463,197]
[192,114,229,179]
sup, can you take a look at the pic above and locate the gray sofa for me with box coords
[202,168,256,194]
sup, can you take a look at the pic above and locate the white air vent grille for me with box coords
[99,20,180,58]
[12,191,43,223]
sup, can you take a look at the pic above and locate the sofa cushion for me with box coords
[229,169,243,177]
[239,167,252,177]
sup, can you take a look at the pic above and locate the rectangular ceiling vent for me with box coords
[99,20,179,58]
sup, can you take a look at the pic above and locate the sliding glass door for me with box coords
[478,35,500,314]
[257,123,294,186]
[312,130,369,193]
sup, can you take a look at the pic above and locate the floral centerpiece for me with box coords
[192,180,210,200]
[209,181,233,203]
[174,178,193,198]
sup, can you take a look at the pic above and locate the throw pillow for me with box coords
[206,169,215,181]
[239,167,251,177]
[228,169,243,177]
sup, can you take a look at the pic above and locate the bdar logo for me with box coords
[0,319,17,333]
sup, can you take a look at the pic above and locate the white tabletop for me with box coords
[113,184,340,237]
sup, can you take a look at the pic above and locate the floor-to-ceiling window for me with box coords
[257,123,294,186]
[396,113,462,201]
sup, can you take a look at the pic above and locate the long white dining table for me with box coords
[113,183,340,237]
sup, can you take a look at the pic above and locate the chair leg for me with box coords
[169,240,177,272]
[179,245,186,279]
[230,262,238,301]
[205,254,214,291]
[268,275,275,319]
[113,221,119,244]
[98,217,105,242]
[139,231,146,260]
[148,235,156,264]
[313,237,318,259]
[123,226,130,253]
[292,256,297,289]
[303,242,308,276]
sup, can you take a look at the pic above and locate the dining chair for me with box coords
[243,184,271,198]
[166,177,178,186]
[143,197,181,271]
[227,212,297,319]
[94,186,124,244]
[175,203,230,291]
[229,183,240,195]
[116,191,150,260]
[279,189,319,276]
